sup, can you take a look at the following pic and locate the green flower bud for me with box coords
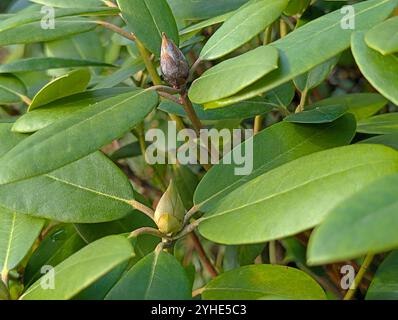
[160,33,189,89]
[154,180,186,234]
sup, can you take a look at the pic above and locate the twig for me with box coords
[128,227,168,240]
[147,85,181,94]
[180,92,203,134]
[101,0,118,8]
[192,287,205,298]
[344,254,375,300]
[296,88,308,113]
[95,20,136,42]
[126,199,155,221]
[190,232,218,278]
[158,92,181,105]
[254,116,264,134]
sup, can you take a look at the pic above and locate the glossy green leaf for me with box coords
[202,265,326,300]
[30,0,104,7]
[29,69,91,110]
[284,105,348,124]
[0,90,159,184]
[0,210,44,277]
[311,93,388,120]
[366,16,398,55]
[0,7,118,33]
[0,123,137,223]
[203,0,397,108]
[263,81,295,109]
[24,224,86,287]
[199,0,288,60]
[179,11,233,36]
[109,142,142,161]
[190,46,279,104]
[194,115,356,211]
[21,235,134,300]
[12,87,131,133]
[352,31,398,106]
[159,97,272,121]
[117,0,179,57]
[105,251,191,300]
[308,174,398,265]
[0,58,114,74]
[366,251,398,300]
[357,113,398,134]
[0,74,27,104]
[0,19,97,46]
[198,144,398,245]
[360,133,398,151]
[294,56,339,92]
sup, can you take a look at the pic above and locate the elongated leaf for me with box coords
[357,113,398,134]
[109,142,142,161]
[159,97,272,121]
[352,31,398,106]
[0,19,97,46]
[180,11,233,36]
[106,251,191,300]
[0,7,118,32]
[294,55,339,92]
[30,0,104,7]
[0,58,114,73]
[0,90,158,184]
[203,0,397,108]
[0,210,44,278]
[117,0,179,57]
[194,115,356,211]
[366,16,398,55]
[360,133,398,151]
[190,46,279,104]
[200,0,288,60]
[0,123,137,223]
[198,144,398,245]
[284,0,311,16]
[29,69,91,111]
[21,235,133,300]
[366,251,398,300]
[0,74,27,104]
[284,105,348,124]
[308,173,398,264]
[12,87,131,133]
[202,265,326,300]
[24,224,86,287]
[311,93,387,120]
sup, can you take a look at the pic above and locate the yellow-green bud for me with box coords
[154,180,186,235]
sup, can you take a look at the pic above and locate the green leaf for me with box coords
[366,251,398,300]
[284,0,311,16]
[105,251,191,300]
[29,69,91,111]
[357,113,398,134]
[365,16,398,55]
[352,31,398,106]
[24,224,86,287]
[263,81,295,109]
[0,74,27,104]
[198,144,398,245]
[109,142,142,161]
[360,133,398,151]
[203,0,397,108]
[179,11,233,36]
[202,265,326,300]
[0,58,114,73]
[194,115,356,211]
[199,0,288,60]
[0,90,159,184]
[21,235,133,300]
[284,105,348,124]
[294,56,339,92]
[308,174,398,265]
[159,97,272,121]
[310,93,388,120]
[117,0,179,57]
[190,46,279,104]
[0,123,137,223]
[0,18,97,46]
[12,87,131,133]
[0,210,44,277]
[0,7,118,33]
[30,0,104,7]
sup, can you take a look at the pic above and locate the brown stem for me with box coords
[95,20,136,42]
[190,232,218,278]
[180,92,203,134]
